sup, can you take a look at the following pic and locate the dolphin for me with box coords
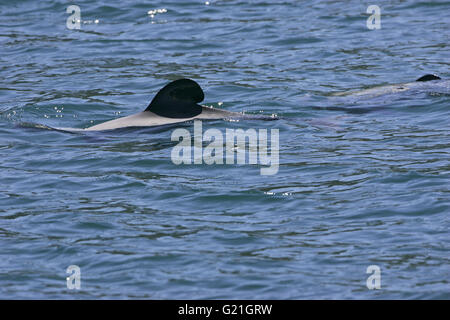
[57,78,276,132]
[332,74,447,98]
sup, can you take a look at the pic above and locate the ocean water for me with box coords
[0,0,449,299]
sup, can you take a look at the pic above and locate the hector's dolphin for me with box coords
[332,74,447,98]
[58,79,275,132]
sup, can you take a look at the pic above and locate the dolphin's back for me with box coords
[332,74,448,98]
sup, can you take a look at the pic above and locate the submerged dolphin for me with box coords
[58,79,275,132]
[332,74,447,98]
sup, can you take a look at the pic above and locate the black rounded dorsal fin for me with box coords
[416,74,441,82]
[145,79,204,118]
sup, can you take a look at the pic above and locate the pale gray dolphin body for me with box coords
[81,106,240,131]
[332,74,448,98]
[58,79,275,132]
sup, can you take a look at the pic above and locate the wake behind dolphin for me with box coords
[57,79,276,132]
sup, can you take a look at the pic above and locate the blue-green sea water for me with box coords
[0,0,449,299]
